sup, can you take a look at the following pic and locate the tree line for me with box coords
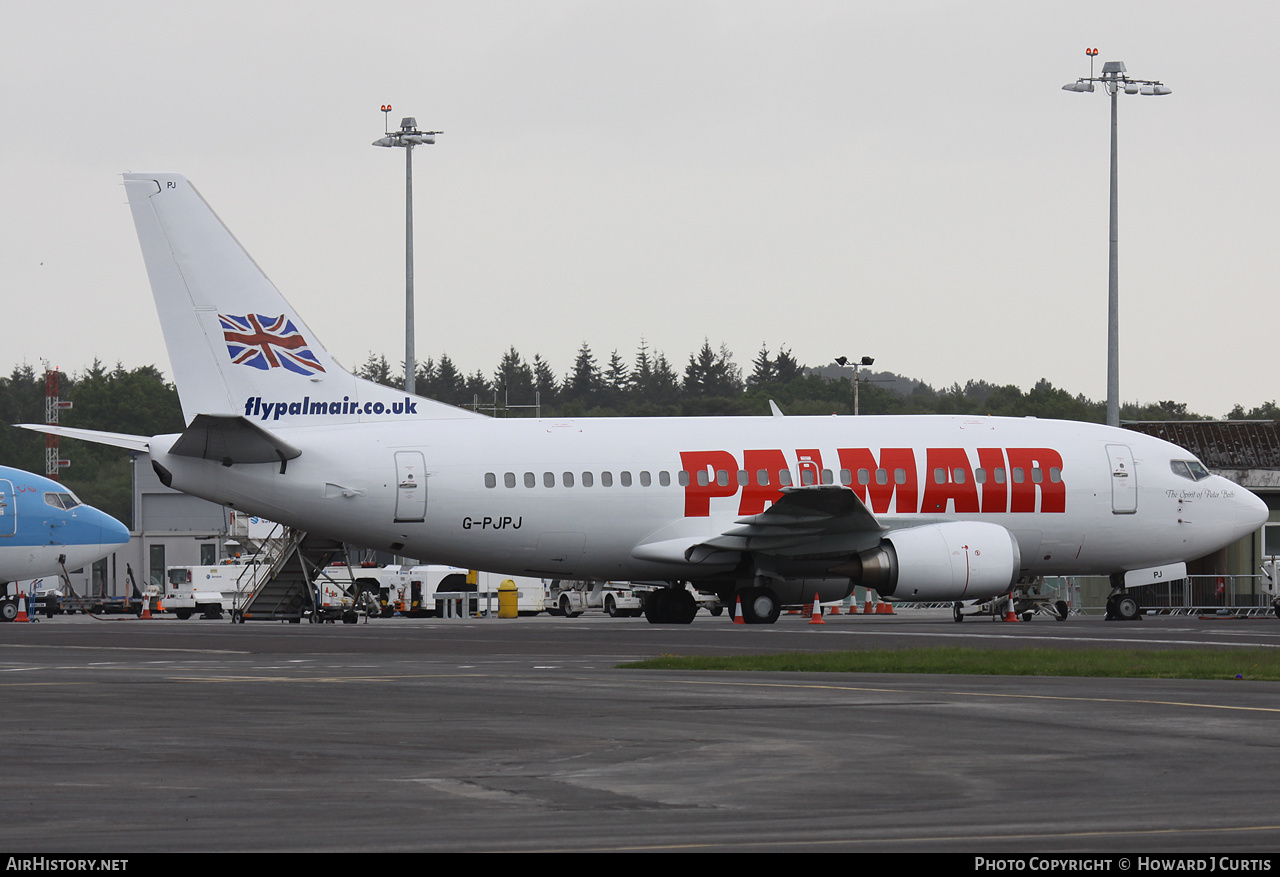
[0,342,1273,525]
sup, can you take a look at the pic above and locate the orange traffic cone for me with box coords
[14,592,30,623]
[1002,593,1019,622]
[828,602,841,615]
[140,594,153,620]
[863,589,875,615]
[733,595,745,624]
[875,599,895,614]
[808,593,825,625]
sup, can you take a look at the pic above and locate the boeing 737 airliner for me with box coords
[0,466,129,618]
[21,174,1269,624]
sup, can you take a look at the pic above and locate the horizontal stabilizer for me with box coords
[168,414,301,465]
[17,424,151,453]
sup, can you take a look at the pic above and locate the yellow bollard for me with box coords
[498,579,519,618]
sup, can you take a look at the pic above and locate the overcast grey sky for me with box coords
[3,1,1275,417]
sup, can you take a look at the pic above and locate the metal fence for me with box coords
[1125,574,1273,616]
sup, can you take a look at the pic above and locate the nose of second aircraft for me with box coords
[73,506,131,550]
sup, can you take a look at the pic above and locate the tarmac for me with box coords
[2,608,1279,853]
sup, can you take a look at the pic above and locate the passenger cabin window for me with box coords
[504,472,516,489]
[484,473,497,488]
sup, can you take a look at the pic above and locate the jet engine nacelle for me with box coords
[841,521,1022,602]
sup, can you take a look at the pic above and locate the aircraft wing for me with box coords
[18,416,300,466]
[703,485,886,553]
[17,424,151,453]
[631,485,887,566]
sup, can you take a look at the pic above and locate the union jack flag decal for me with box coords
[220,314,326,375]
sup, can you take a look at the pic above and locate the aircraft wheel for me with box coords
[1273,604,1280,619]
[669,589,697,625]
[953,602,964,623]
[643,591,665,624]
[1055,600,1069,621]
[739,587,780,625]
[1113,595,1140,622]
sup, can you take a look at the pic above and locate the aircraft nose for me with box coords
[86,507,130,546]
[1238,487,1270,534]
[103,514,130,545]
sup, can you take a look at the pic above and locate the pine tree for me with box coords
[563,342,603,407]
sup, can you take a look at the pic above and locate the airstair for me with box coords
[230,526,360,623]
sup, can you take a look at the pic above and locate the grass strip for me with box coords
[620,647,1280,680]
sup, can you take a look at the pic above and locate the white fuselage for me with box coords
[148,413,1266,592]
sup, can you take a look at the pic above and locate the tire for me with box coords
[739,587,780,625]
[176,609,192,620]
[953,601,964,623]
[668,589,697,625]
[1055,600,1069,621]
[1114,595,1140,621]
[559,595,581,618]
[0,601,17,622]
[605,596,619,618]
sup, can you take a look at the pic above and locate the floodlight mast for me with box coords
[835,355,875,416]
[373,108,441,396]
[1062,50,1170,427]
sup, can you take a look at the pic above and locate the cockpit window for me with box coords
[1170,460,1211,482]
[44,492,82,510]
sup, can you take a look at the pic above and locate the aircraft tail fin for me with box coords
[122,174,478,426]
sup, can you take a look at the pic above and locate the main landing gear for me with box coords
[643,587,698,624]
[734,586,781,624]
[642,583,783,624]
